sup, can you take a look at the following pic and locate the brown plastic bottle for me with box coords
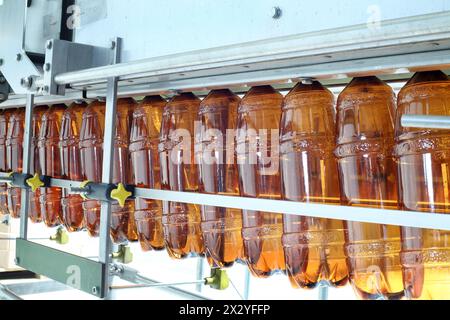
[29,105,48,223]
[195,89,244,268]
[0,110,13,215]
[6,109,25,218]
[395,71,450,300]
[60,101,87,232]
[129,96,166,251]
[159,93,205,259]
[335,77,403,300]
[280,81,348,288]
[80,99,137,243]
[38,104,66,227]
[80,100,104,237]
[236,86,286,277]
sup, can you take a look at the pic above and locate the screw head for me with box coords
[272,7,282,19]
[91,286,98,295]
[44,63,51,72]
[46,41,53,50]
[16,53,22,61]
[20,76,33,88]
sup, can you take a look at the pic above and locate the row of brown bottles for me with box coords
[0,71,448,300]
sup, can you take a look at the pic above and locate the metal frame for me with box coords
[1,2,450,301]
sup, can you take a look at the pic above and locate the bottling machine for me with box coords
[1,0,450,300]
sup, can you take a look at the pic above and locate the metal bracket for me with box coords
[0,73,9,102]
[15,239,107,298]
[0,0,42,95]
[43,39,116,96]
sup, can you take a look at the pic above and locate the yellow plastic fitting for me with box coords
[205,269,229,291]
[26,173,44,192]
[110,183,132,208]
[50,227,69,245]
[112,245,133,264]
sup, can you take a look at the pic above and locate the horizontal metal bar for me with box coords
[111,264,209,300]
[50,178,84,190]
[402,115,450,129]
[134,188,450,231]
[0,284,23,300]
[110,280,205,290]
[3,175,449,230]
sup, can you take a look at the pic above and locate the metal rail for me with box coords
[1,172,449,230]
[402,115,450,129]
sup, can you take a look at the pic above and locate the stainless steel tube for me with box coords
[402,115,450,129]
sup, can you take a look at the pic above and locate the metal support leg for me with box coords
[243,269,251,300]
[19,94,34,240]
[98,38,122,299]
[196,258,204,293]
[318,281,329,300]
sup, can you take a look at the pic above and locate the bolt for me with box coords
[301,78,314,85]
[272,6,282,19]
[46,40,53,50]
[44,63,51,72]
[91,286,98,295]
[20,76,33,88]
[16,53,22,61]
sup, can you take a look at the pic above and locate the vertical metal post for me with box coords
[98,38,121,298]
[318,281,329,300]
[243,269,251,300]
[19,94,34,239]
[195,258,204,293]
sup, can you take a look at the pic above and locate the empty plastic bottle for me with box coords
[335,77,403,300]
[394,71,450,300]
[29,105,48,223]
[6,109,25,218]
[195,89,244,268]
[236,86,286,277]
[130,96,166,251]
[159,93,205,259]
[280,81,348,288]
[38,104,66,228]
[80,98,137,243]
[60,101,87,232]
